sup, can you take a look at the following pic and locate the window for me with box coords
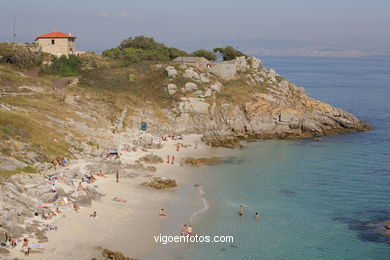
[51,39,55,45]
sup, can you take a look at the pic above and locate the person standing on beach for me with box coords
[176,143,180,152]
[180,158,184,167]
[256,212,260,221]
[116,171,119,183]
[171,155,175,164]
[239,205,243,216]
[167,155,170,164]
[22,238,30,256]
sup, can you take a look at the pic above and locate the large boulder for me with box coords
[167,83,177,95]
[165,66,178,78]
[183,69,200,80]
[4,224,25,238]
[200,74,210,83]
[210,82,222,92]
[0,156,27,171]
[39,191,58,203]
[179,98,210,114]
[184,82,198,92]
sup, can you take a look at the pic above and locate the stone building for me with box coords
[35,31,76,56]
[173,56,210,71]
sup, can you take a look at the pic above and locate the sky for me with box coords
[1,0,390,56]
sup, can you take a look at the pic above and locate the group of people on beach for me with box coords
[166,155,185,166]
[1,234,36,257]
[239,205,261,221]
[51,157,67,168]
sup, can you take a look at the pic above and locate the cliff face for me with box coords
[159,56,371,140]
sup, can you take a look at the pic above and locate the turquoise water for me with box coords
[184,57,390,260]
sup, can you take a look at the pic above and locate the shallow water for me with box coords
[180,56,390,260]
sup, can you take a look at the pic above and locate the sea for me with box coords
[151,56,390,260]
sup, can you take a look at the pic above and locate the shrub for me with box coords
[191,49,216,61]
[40,54,82,77]
[0,43,42,69]
[103,35,189,64]
[213,46,246,61]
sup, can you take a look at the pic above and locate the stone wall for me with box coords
[208,60,237,80]
[36,38,76,56]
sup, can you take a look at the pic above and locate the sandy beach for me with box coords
[5,134,223,260]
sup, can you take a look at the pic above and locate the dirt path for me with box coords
[24,68,76,92]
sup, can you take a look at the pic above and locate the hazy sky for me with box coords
[1,0,390,54]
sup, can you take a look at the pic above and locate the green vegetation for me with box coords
[0,43,43,69]
[79,61,176,108]
[213,46,246,61]
[103,36,189,64]
[216,77,267,104]
[0,165,38,178]
[0,65,51,90]
[40,55,82,77]
[191,49,217,61]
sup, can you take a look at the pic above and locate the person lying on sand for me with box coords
[159,208,167,216]
[55,207,62,214]
[77,182,84,191]
[96,170,107,177]
[73,204,80,212]
[90,211,97,218]
[41,212,47,220]
[113,197,127,203]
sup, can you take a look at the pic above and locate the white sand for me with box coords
[8,134,220,259]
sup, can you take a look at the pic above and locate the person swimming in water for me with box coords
[239,205,243,216]
[159,208,167,216]
[256,212,260,221]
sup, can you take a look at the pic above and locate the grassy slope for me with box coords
[0,53,269,177]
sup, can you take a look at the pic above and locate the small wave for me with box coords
[190,185,209,223]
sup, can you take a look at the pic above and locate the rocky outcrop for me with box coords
[163,56,371,142]
[141,177,177,189]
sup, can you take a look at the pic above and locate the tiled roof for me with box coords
[36,32,76,39]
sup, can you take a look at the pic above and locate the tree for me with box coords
[191,49,216,61]
[102,35,189,63]
[213,46,246,61]
[118,36,165,51]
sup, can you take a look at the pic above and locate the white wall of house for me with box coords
[36,38,76,56]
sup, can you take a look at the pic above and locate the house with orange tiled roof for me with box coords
[35,31,76,56]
